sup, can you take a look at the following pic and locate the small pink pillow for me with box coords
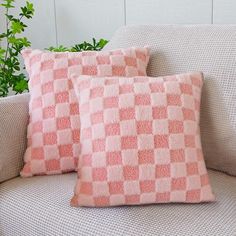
[21,47,150,177]
[71,73,215,207]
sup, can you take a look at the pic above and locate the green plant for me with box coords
[46,38,108,52]
[0,0,34,97]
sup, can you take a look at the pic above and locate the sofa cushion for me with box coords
[104,25,236,176]
[0,170,235,236]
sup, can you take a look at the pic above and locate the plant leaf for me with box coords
[45,45,70,52]
[11,20,26,34]
[1,0,14,9]
[13,76,28,93]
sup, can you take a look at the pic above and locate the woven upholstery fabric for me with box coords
[104,25,236,176]
[0,170,235,236]
[21,47,150,177]
[71,74,214,207]
[0,94,30,183]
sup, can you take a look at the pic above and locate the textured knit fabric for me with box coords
[0,170,235,236]
[21,47,150,177]
[0,94,30,183]
[104,25,236,176]
[71,74,214,207]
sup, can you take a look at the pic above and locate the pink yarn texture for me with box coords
[71,73,215,207]
[21,47,150,176]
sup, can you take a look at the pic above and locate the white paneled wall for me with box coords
[55,0,125,47]
[1,0,236,49]
[0,6,5,46]
[213,0,236,24]
[0,0,56,49]
[0,7,4,27]
[126,0,212,24]
[22,0,57,49]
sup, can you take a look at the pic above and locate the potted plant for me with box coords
[46,38,108,53]
[0,0,34,97]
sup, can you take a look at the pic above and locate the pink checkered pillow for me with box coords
[70,73,215,207]
[21,47,150,177]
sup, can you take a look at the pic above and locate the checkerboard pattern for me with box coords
[21,47,150,177]
[71,73,215,207]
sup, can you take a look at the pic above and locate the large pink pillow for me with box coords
[21,47,150,177]
[71,73,215,207]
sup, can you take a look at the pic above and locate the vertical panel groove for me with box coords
[124,0,127,25]
[53,0,59,46]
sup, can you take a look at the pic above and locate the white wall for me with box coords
[1,0,236,49]
[126,0,212,24]
[0,6,5,46]
[55,0,125,47]
[213,0,236,24]
[24,0,57,49]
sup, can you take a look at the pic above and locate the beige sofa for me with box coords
[1,25,236,236]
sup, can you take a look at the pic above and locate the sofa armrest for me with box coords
[0,93,29,182]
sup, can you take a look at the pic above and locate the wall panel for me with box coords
[0,7,4,30]
[21,0,57,49]
[1,0,56,49]
[1,0,236,51]
[0,6,6,47]
[126,0,212,25]
[213,0,236,24]
[55,0,125,47]
[3,0,57,49]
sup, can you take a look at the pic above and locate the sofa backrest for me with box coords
[105,25,236,176]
